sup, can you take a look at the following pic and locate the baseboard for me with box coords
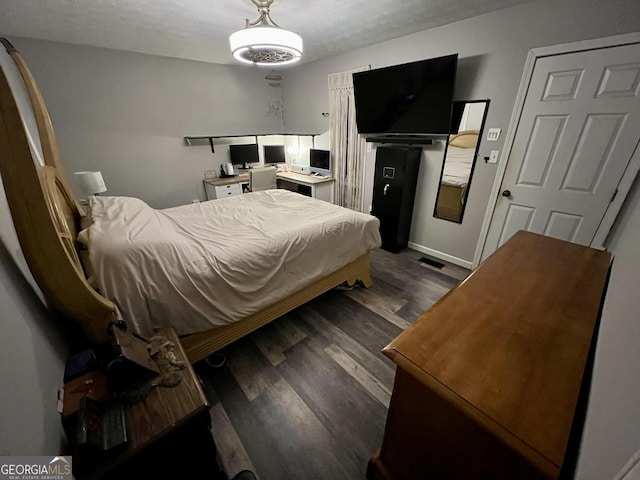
[407,242,473,270]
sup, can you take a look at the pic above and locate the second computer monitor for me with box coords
[309,149,331,176]
[263,145,285,165]
[229,143,259,169]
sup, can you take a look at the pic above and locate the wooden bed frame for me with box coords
[0,39,374,364]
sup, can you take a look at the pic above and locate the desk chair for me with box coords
[249,166,277,192]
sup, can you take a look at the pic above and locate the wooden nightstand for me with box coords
[73,328,211,479]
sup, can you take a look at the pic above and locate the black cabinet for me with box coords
[371,146,422,253]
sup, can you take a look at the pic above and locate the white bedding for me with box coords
[79,190,381,337]
[442,145,475,187]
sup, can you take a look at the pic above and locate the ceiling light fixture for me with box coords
[229,0,303,66]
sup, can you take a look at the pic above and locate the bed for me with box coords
[0,39,381,363]
[435,130,479,222]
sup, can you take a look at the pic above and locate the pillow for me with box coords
[88,195,150,224]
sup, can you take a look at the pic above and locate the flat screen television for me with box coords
[309,149,330,176]
[352,54,458,136]
[263,145,285,164]
[229,143,259,169]
[449,100,466,134]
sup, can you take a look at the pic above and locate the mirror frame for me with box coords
[433,99,490,224]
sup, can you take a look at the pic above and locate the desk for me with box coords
[204,170,335,202]
[276,171,334,202]
[204,172,250,200]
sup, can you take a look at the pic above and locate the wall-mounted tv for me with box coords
[263,145,286,164]
[309,149,331,176]
[449,100,466,134]
[352,54,458,136]
[229,143,259,169]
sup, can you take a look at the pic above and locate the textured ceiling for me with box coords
[0,0,532,66]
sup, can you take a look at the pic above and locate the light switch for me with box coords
[488,150,499,164]
[487,128,501,141]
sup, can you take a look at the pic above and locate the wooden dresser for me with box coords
[367,231,612,480]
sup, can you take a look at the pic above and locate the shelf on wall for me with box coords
[184,133,320,152]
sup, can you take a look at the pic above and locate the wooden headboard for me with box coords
[449,129,480,148]
[0,38,115,342]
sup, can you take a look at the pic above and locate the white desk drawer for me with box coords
[214,183,242,197]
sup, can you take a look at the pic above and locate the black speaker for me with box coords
[371,146,422,253]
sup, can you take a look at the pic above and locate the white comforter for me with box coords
[79,190,381,337]
[442,145,475,187]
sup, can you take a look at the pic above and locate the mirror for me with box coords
[434,99,489,223]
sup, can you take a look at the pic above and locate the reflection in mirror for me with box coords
[434,99,489,223]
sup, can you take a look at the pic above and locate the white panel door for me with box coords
[484,42,640,253]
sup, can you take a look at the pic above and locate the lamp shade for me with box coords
[74,171,107,195]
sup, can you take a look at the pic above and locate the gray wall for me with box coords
[575,177,640,480]
[0,179,71,455]
[13,38,286,209]
[283,0,640,265]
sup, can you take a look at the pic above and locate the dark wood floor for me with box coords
[195,247,468,480]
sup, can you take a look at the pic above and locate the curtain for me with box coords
[328,67,368,211]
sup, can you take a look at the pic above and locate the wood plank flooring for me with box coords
[195,247,467,480]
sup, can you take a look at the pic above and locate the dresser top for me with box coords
[383,231,611,476]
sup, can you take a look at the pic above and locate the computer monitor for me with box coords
[309,149,331,176]
[263,145,286,165]
[229,143,259,169]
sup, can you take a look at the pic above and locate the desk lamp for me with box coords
[74,171,107,204]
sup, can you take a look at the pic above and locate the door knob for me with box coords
[502,189,511,197]
[383,184,390,196]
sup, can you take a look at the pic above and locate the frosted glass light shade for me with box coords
[75,171,107,195]
[229,26,303,66]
